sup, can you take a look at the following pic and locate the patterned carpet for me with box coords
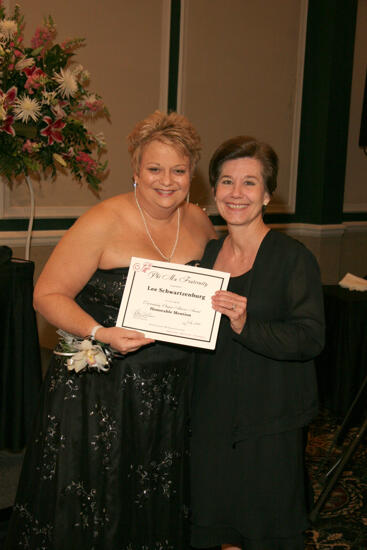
[1,409,366,549]
[305,409,367,549]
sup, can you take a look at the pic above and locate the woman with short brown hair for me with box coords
[190,135,324,550]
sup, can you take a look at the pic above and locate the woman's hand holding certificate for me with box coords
[116,257,230,349]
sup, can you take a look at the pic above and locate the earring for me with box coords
[133,180,137,188]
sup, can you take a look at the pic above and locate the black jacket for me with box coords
[199,229,325,442]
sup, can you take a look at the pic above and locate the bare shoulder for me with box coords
[77,194,127,224]
[35,194,132,297]
[184,202,217,238]
[49,194,132,265]
[66,193,132,238]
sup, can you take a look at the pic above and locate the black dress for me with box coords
[5,268,192,550]
[190,242,313,549]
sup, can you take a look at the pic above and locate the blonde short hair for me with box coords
[127,110,201,175]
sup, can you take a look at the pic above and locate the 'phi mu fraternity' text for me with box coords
[146,270,208,287]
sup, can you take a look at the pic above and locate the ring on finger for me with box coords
[232,304,236,311]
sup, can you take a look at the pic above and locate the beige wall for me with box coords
[340,0,367,284]
[344,0,367,214]
[180,0,306,214]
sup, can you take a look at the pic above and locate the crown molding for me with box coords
[343,220,367,231]
[1,221,365,250]
[270,223,346,237]
[214,223,351,238]
[0,230,66,248]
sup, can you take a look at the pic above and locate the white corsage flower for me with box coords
[55,329,111,374]
[67,340,109,373]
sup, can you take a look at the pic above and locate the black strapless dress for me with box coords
[5,268,192,550]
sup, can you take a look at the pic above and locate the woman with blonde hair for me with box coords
[5,110,216,550]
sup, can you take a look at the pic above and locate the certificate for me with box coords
[116,257,230,349]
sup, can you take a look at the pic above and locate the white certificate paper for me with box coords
[116,257,230,349]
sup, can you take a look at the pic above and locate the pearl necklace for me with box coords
[134,186,180,262]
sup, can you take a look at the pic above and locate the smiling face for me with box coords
[215,157,270,227]
[134,139,191,215]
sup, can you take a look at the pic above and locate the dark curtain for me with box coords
[0,248,42,451]
[316,285,367,421]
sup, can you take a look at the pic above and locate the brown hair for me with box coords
[127,110,201,176]
[209,135,278,195]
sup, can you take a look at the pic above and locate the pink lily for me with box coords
[0,87,17,136]
[40,116,66,145]
[0,114,16,136]
[0,86,18,108]
[51,100,68,119]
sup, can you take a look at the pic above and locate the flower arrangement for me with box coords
[0,3,109,191]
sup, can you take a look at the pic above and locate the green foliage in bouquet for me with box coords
[0,3,109,191]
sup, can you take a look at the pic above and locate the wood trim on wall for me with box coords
[0,229,66,248]
[4,223,367,249]
[1,200,88,219]
[0,183,83,220]
[287,0,309,214]
[343,220,367,231]
[159,0,171,112]
[175,0,185,115]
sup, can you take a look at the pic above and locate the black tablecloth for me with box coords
[0,255,42,451]
[316,285,367,420]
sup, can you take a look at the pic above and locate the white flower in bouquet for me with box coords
[15,56,35,71]
[14,95,42,122]
[0,18,17,39]
[53,67,78,98]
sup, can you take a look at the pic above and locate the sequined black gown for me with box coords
[5,268,192,550]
